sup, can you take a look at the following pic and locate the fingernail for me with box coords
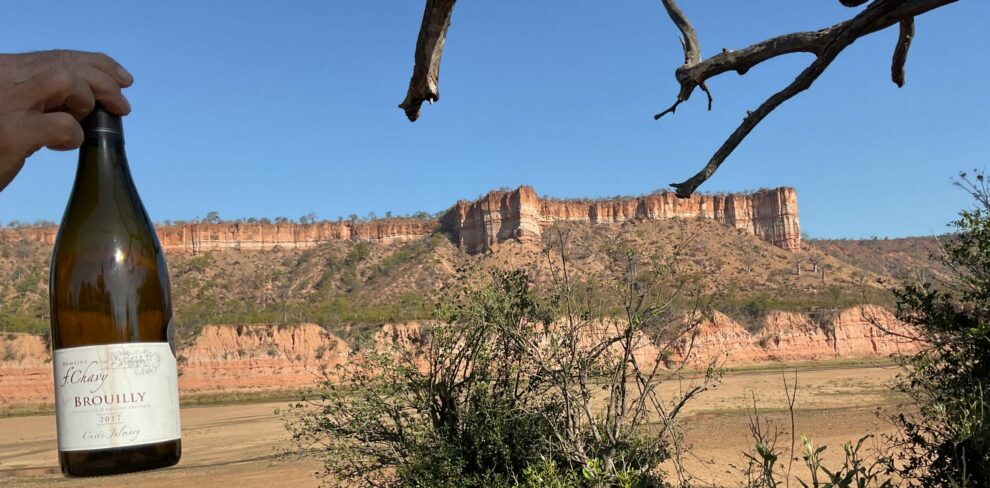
[117,66,133,85]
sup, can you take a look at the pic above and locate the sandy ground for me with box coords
[667,364,903,487]
[0,363,907,487]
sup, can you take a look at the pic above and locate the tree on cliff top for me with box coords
[396,0,958,197]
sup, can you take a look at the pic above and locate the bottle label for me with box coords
[53,342,181,452]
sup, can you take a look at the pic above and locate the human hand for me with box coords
[0,50,133,191]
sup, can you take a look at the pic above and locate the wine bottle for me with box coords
[49,105,181,477]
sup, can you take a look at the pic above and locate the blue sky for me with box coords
[0,1,985,238]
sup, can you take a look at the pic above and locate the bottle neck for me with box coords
[70,133,142,227]
[57,109,151,249]
[78,134,130,184]
[78,104,130,187]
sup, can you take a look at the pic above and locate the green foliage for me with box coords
[797,435,893,488]
[346,241,371,264]
[882,171,990,487]
[715,289,895,333]
[738,410,893,487]
[514,458,649,488]
[0,311,47,335]
[283,250,703,487]
[375,238,441,276]
[283,268,559,487]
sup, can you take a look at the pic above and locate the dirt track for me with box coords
[0,363,907,487]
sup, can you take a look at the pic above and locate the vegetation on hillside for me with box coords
[0,218,938,341]
[283,229,720,487]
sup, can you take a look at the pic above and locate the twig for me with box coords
[782,369,798,487]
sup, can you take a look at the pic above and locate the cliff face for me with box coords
[0,334,52,408]
[178,323,353,393]
[0,308,914,408]
[439,186,543,254]
[440,186,801,253]
[157,220,437,253]
[0,220,437,254]
[0,186,800,255]
[670,305,919,367]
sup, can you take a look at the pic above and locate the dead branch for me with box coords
[659,0,958,197]
[892,18,915,87]
[399,0,457,122]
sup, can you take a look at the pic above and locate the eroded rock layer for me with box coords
[0,307,916,408]
[0,186,800,254]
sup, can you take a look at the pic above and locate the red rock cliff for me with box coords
[439,186,543,254]
[0,219,438,253]
[670,305,919,367]
[0,185,800,254]
[157,220,437,253]
[439,186,801,252]
[0,308,913,408]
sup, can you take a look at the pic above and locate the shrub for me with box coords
[881,171,990,486]
[282,229,717,486]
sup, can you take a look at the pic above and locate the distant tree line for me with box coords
[153,209,442,227]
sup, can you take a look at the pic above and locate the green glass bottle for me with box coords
[49,105,181,476]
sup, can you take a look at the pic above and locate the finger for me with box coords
[10,111,84,153]
[78,65,131,115]
[34,68,96,120]
[2,67,97,119]
[71,50,133,87]
[0,111,81,191]
[0,157,25,192]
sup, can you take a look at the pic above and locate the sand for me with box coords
[0,363,907,487]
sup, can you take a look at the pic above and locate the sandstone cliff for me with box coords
[0,307,915,408]
[439,186,800,253]
[0,333,53,409]
[178,323,352,393]
[158,220,438,253]
[670,306,919,367]
[0,186,800,255]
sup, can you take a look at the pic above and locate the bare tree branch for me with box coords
[671,49,842,196]
[399,0,457,122]
[659,0,958,197]
[892,18,915,87]
[661,0,700,66]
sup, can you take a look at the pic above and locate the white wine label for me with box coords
[53,342,181,452]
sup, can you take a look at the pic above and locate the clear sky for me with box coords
[0,1,986,238]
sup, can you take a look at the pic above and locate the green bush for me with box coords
[882,171,990,486]
[283,232,714,487]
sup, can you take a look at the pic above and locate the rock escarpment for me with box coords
[178,323,353,393]
[438,187,543,254]
[157,220,437,253]
[670,306,918,367]
[0,186,800,255]
[0,220,438,254]
[440,186,800,253]
[0,333,52,409]
[0,307,915,408]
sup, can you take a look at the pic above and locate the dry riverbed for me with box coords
[0,363,908,487]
